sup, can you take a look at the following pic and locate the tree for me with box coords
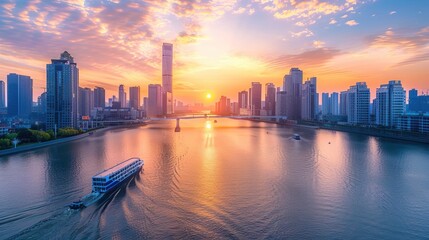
[0,138,11,149]
[17,129,36,143]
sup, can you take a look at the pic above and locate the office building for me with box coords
[162,43,173,114]
[322,92,330,115]
[375,80,405,127]
[0,80,5,108]
[94,87,105,108]
[129,86,141,110]
[79,87,94,117]
[340,91,348,116]
[46,51,79,129]
[347,82,370,125]
[119,84,127,108]
[7,73,33,118]
[148,84,163,117]
[265,83,276,116]
[238,90,248,110]
[301,77,318,120]
[330,92,339,115]
[409,89,429,113]
[276,91,287,117]
[283,68,303,120]
[215,96,231,115]
[250,82,262,116]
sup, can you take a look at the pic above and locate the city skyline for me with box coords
[0,0,428,103]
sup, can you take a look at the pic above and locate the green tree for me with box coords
[17,129,37,143]
[0,138,11,149]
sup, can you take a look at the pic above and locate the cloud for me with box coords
[329,19,337,24]
[291,28,314,37]
[369,27,429,51]
[313,40,325,48]
[389,11,396,15]
[345,20,359,26]
[265,48,343,70]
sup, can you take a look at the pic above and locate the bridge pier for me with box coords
[175,118,181,132]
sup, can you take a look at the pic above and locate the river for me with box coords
[1,119,429,239]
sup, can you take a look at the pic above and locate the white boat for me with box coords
[293,134,301,140]
[69,157,144,209]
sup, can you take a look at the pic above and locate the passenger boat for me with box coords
[69,157,144,209]
[293,134,301,140]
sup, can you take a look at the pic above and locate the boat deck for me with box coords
[93,157,141,178]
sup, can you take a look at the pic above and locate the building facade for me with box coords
[375,80,405,127]
[162,43,173,114]
[148,84,163,117]
[250,82,262,116]
[301,77,318,120]
[347,82,370,125]
[119,84,127,108]
[46,51,79,130]
[94,87,105,108]
[129,86,141,110]
[7,73,33,118]
[0,80,5,108]
[283,68,303,120]
[78,87,94,117]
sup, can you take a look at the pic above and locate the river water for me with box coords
[0,119,429,239]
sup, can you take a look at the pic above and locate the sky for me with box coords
[0,0,428,104]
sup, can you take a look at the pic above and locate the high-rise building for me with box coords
[276,91,287,117]
[250,82,262,116]
[340,91,348,116]
[409,90,429,113]
[94,87,105,108]
[148,84,163,117]
[301,77,318,120]
[375,80,405,127]
[322,92,330,115]
[46,51,79,130]
[0,80,5,108]
[162,43,173,114]
[238,90,248,109]
[265,83,276,115]
[215,96,231,115]
[129,86,141,110]
[78,87,94,117]
[7,73,33,118]
[119,84,127,108]
[347,82,370,125]
[283,68,303,120]
[409,89,418,102]
[330,92,339,115]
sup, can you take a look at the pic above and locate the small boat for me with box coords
[293,134,301,140]
[214,120,218,123]
[69,157,144,209]
[69,201,85,209]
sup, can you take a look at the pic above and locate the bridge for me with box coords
[149,115,287,132]
[79,115,287,132]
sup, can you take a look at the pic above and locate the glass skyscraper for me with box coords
[7,73,33,118]
[46,51,79,130]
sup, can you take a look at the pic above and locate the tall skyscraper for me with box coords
[284,68,303,120]
[340,91,348,116]
[265,83,276,115]
[322,92,330,115]
[301,77,318,120]
[215,96,231,115]
[148,84,163,117]
[129,86,141,110]
[0,80,5,108]
[330,92,339,115]
[7,73,33,118]
[94,87,105,108]
[408,89,429,113]
[238,90,248,109]
[46,51,79,130]
[162,43,173,114]
[119,84,127,108]
[347,82,370,125]
[78,87,94,117]
[276,91,287,117]
[250,82,262,116]
[375,80,405,127]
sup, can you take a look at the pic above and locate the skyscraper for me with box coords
[276,91,287,117]
[250,82,262,116]
[375,80,405,127]
[148,84,163,117]
[78,87,94,117]
[340,91,348,116]
[330,92,339,115]
[46,51,79,130]
[284,68,303,120]
[7,73,33,118]
[119,84,127,108]
[322,93,330,115]
[129,86,141,110]
[94,87,105,108]
[0,80,5,108]
[162,43,173,114]
[238,90,248,109]
[301,77,318,120]
[347,82,370,125]
[265,83,276,115]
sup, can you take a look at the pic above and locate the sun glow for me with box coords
[206,93,212,99]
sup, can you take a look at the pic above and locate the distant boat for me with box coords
[69,157,144,209]
[214,120,218,123]
[293,134,301,140]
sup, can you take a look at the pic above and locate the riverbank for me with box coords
[0,123,147,157]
